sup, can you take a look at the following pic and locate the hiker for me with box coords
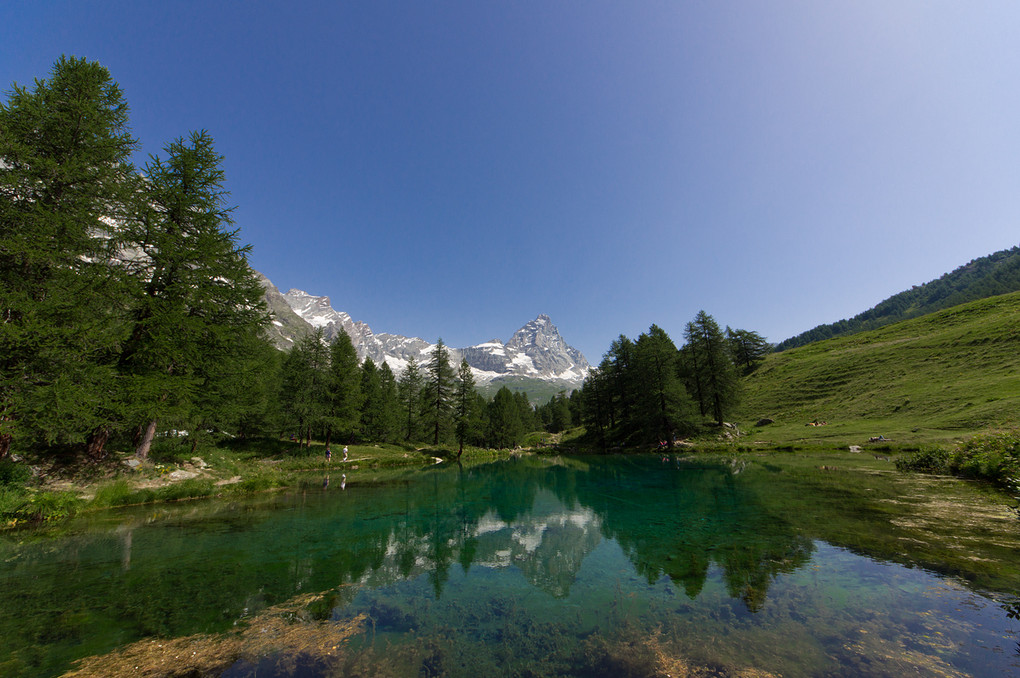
[342,446,348,462]
[325,446,332,462]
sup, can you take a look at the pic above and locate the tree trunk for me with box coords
[135,419,157,459]
[85,426,110,460]
[0,433,10,459]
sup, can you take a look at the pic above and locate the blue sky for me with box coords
[4,2,1019,363]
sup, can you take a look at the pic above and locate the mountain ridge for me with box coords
[257,274,590,393]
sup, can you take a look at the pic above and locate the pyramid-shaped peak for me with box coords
[508,314,565,350]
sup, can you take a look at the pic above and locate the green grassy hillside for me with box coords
[776,244,1020,350]
[737,291,1020,448]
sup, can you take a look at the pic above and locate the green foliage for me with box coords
[1,57,272,463]
[424,339,455,445]
[90,479,134,507]
[777,244,1020,351]
[894,448,951,474]
[681,311,740,425]
[0,56,138,457]
[16,491,85,522]
[950,429,1020,487]
[0,460,31,487]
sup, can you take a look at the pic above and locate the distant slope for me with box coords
[738,291,1020,445]
[776,244,1020,351]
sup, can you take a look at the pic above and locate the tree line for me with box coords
[0,57,558,462]
[278,332,546,454]
[578,312,770,450]
[1,57,772,462]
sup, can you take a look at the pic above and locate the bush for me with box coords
[950,429,1020,487]
[15,491,85,522]
[895,447,951,474]
[0,460,32,487]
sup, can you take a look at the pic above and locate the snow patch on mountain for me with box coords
[265,282,590,388]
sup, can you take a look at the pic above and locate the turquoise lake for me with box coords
[1,454,1017,677]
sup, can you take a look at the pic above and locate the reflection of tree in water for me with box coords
[0,457,810,676]
[563,456,814,612]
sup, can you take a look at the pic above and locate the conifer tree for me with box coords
[725,327,772,375]
[0,56,138,457]
[119,130,268,457]
[633,324,695,445]
[360,357,383,441]
[681,311,739,426]
[487,386,524,449]
[424,339,455,445]
[453,358,478,457]
[377,361,401,443]
[280,329,330,449]
[327,330,362,444]
[397,356,423,442]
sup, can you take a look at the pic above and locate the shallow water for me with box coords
[1,454,1017,677]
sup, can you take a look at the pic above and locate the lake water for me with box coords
[1,454,1017,677]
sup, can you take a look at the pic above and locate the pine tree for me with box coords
[487,386,524,449]
[0,56,138,457]
[327,330,362,444]
[119,130,268,457]
[377,361,401,443]
[682,311,739,426]
[633,324,695,445]
[280,329,330,449]
[725,327,772,375]
[397,356,423,442]
[453,358,478,457]
[360,357,383,441]
[424,339,455,445]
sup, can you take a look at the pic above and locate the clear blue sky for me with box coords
[4,2,1019,363]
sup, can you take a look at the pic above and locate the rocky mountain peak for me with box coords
[262,275,590,391]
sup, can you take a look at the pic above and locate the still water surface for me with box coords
[1,454,1017,677]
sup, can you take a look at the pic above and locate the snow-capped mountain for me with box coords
[258,274,590,389]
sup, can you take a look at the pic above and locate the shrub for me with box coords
[895,447,951,474]
[14,491,85,522]
[949,429,1020,486]
[0,460,32,487]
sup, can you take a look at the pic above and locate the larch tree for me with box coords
[725,327,772,375]
[0,56,138,458]
[633,324,695,446]
[119,130,268,458]
[424,339,455,445]
[280,329,330,449]
[681,311,739,426]
[397,356,423,442]
[376,361,401,443]
[453,358,477,457]
[327,330,362,445]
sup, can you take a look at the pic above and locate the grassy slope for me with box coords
[736,291,1020,448]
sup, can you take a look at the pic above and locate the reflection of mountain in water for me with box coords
[470,490,602,597]
[0,457,815,675]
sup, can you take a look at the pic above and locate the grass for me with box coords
[0,438,517,528]
[735,290,1020,449]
